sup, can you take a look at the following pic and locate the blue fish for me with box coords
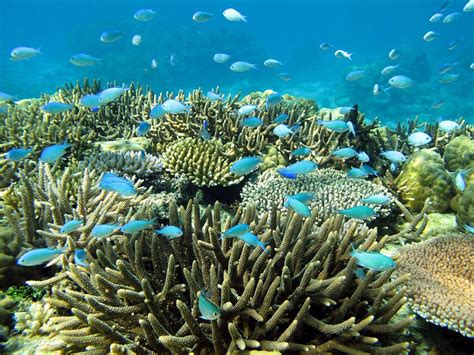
[285,197,311,217]
[91,223,119,238]
[230,156,262,176]
[238,232,269,253]
[332,147,358,159]
[278,169,298,179]
[206,91,223,102]
[91,106,100,112]
[361,164,379,176]
[240,117,263,128]
[6,148,32,162]
[338,206,377,220]
[281,160,318,175]
[464,224,474,233]
[353,267,366,279]
[120,218,156,234]
[17,247,66,266]
[316,120,349,132]
[60,219,83,234]
[99,172,136,196]
[74,249,88,267]
[79,94,101,108]
[455,170,466,192]
[339,107,356,114]
[360,194,392,205]
[41,102,74,114]
[273,123,295,138]
[283,192,315,207]
[356,151,370,162]
[199,289,221,320]
[137,121,151,136]
[155,225,183,239]
[347,167,369,179]
[350,244,396,272]
[39,140,71,163]
[266,92,282,110]
[150,104,166,119]
[290,147,311,157]
[200,120,211,140]
[274,113,289,124]
[221,223,250,239]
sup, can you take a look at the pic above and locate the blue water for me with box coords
[1,0,473,124]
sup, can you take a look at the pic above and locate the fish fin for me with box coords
[241,16,247,22]
[347,53,353,60]
[350,243,357,253]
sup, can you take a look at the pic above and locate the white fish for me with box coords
[442,12,461,23]
[388,75,414,89]
[455,171,467,191]
[69,53,102,66]
[347,121,356,137]
[373,83,391,96]
[192,11,213,23]
[429,13,444,22]
[132,35,142,46]
[464,0,474,12]
[346,70,365,81]
[162,99,190,114]
[230,61,257,72]
[357,151,370,162]
[98,87,127,104]
[238,105,257,115]
[408,132,432,147]
[388,49,399,60]
[273,124,295,138]
[470,63,474,70]
[134,9,156,21]
[381,64,399,75]
[151,58,158,69]
[264,59,283,67]
[334,49,352,60]
[10,47,41,61]
[380,150,407,163]
[223,8,247,22]
[423,31,440,42]
[438,120,460,133]
[439,73,459,84]
[206,91,223,102]
[213,53,231,63]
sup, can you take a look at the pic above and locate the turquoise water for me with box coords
[0,0,473,123]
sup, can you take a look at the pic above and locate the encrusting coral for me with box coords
[395,234,474,338]
[241,168,393,223]
[40,199,411,354]
[443,135,474,172]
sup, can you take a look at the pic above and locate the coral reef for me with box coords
[13,300,55,337]
[41,200,411,353]
[162,137,242,187]
[0,226,23,286]
[0,292,15,341]
[241,168,393,223]
[395,149,454,213]
[396,234,474,338]
[443,135,474,172]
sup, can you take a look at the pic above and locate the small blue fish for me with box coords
[155,225,183,239]
[389,162,398,173]
[317,120,349,132]
[100,30,125,43]
[74,249,88,267]
[339,106,356,114]
[162,99,190,114]
[238,232,269,253]
[274,113,289,124]
[353,267,366,279]
[17,247,66,266]
[347,167,369,179]
[361,164,379,176]
[347,122,356,137]
[283,192,315,208]
[221,223,250,239]
[238,105,257,116]
[283,160,318,175]
[134,8,157,21]
[120,218,156,234]
[79,94,101,108]
[150,104,166,119]
[200,120,211,140]
[39,140,71,163]
[338,206,377,220]
[350,244,396,272]
[240,117,263,128]
[356,151,370,162]
[455,170,466,191]
[137,121,151,136]
[91,223,119,238]
[41,102,74,114]
[285,197,311,217]
[60,219,83,234]
[360,194,392,205]
[464,224,474,233]
[98,87,127,105]
[229,156,262,176]
[290,147,311,157]
[99,172,136,196]
[6,148,32,162]
[199,289,221,320]
[206,91,223,102]
[278,169,298,179]
[91,106,100,112]
[380,150,407,164]
[332,147,358,159]
[273,123,295,138]
[266,92,282,110]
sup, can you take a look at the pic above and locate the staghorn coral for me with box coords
[396,234,474,338]
[443,135,474,172]
[162,137,242,187]
[78,150,163,179]
[241,168,393,223]
[395,149,454,213]
[13,300,55,337]
[41,199,411,354]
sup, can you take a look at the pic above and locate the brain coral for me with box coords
[396,234,474,338]
[162,137,242,187]
[395,149,454,212]
[241,168,393,223]
[443,135,474,172]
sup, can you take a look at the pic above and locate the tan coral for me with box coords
[396,234,474,337]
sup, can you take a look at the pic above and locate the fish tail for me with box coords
[347,53,353,60]
[242,16,248,22]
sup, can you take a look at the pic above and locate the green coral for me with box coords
[443,135,474,172]
[4,286,46,303]
[395,149,454,212]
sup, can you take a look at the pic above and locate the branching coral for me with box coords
[162,137,242,187]
[241,168,393,223]
[396,234,474,338]
[40,199,411,353]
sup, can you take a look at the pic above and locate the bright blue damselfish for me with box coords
[285,197,311,217]
[230,156,262,176]
[198,289,221,321]
[120,218,156,234]
[237,232,269,253]
[99,172,136,196]
[155,225,183,239]
[137,121,151,136]
[91,223,119,238]
[350,244,396,272]
[221,223,250,239]
[17,247,66,266]
[41,102,74,114]
[39,140,71,163]
[337,206,377,220]
[74,249,88,267]
[6,148,32,162]
[60,219,83,234]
